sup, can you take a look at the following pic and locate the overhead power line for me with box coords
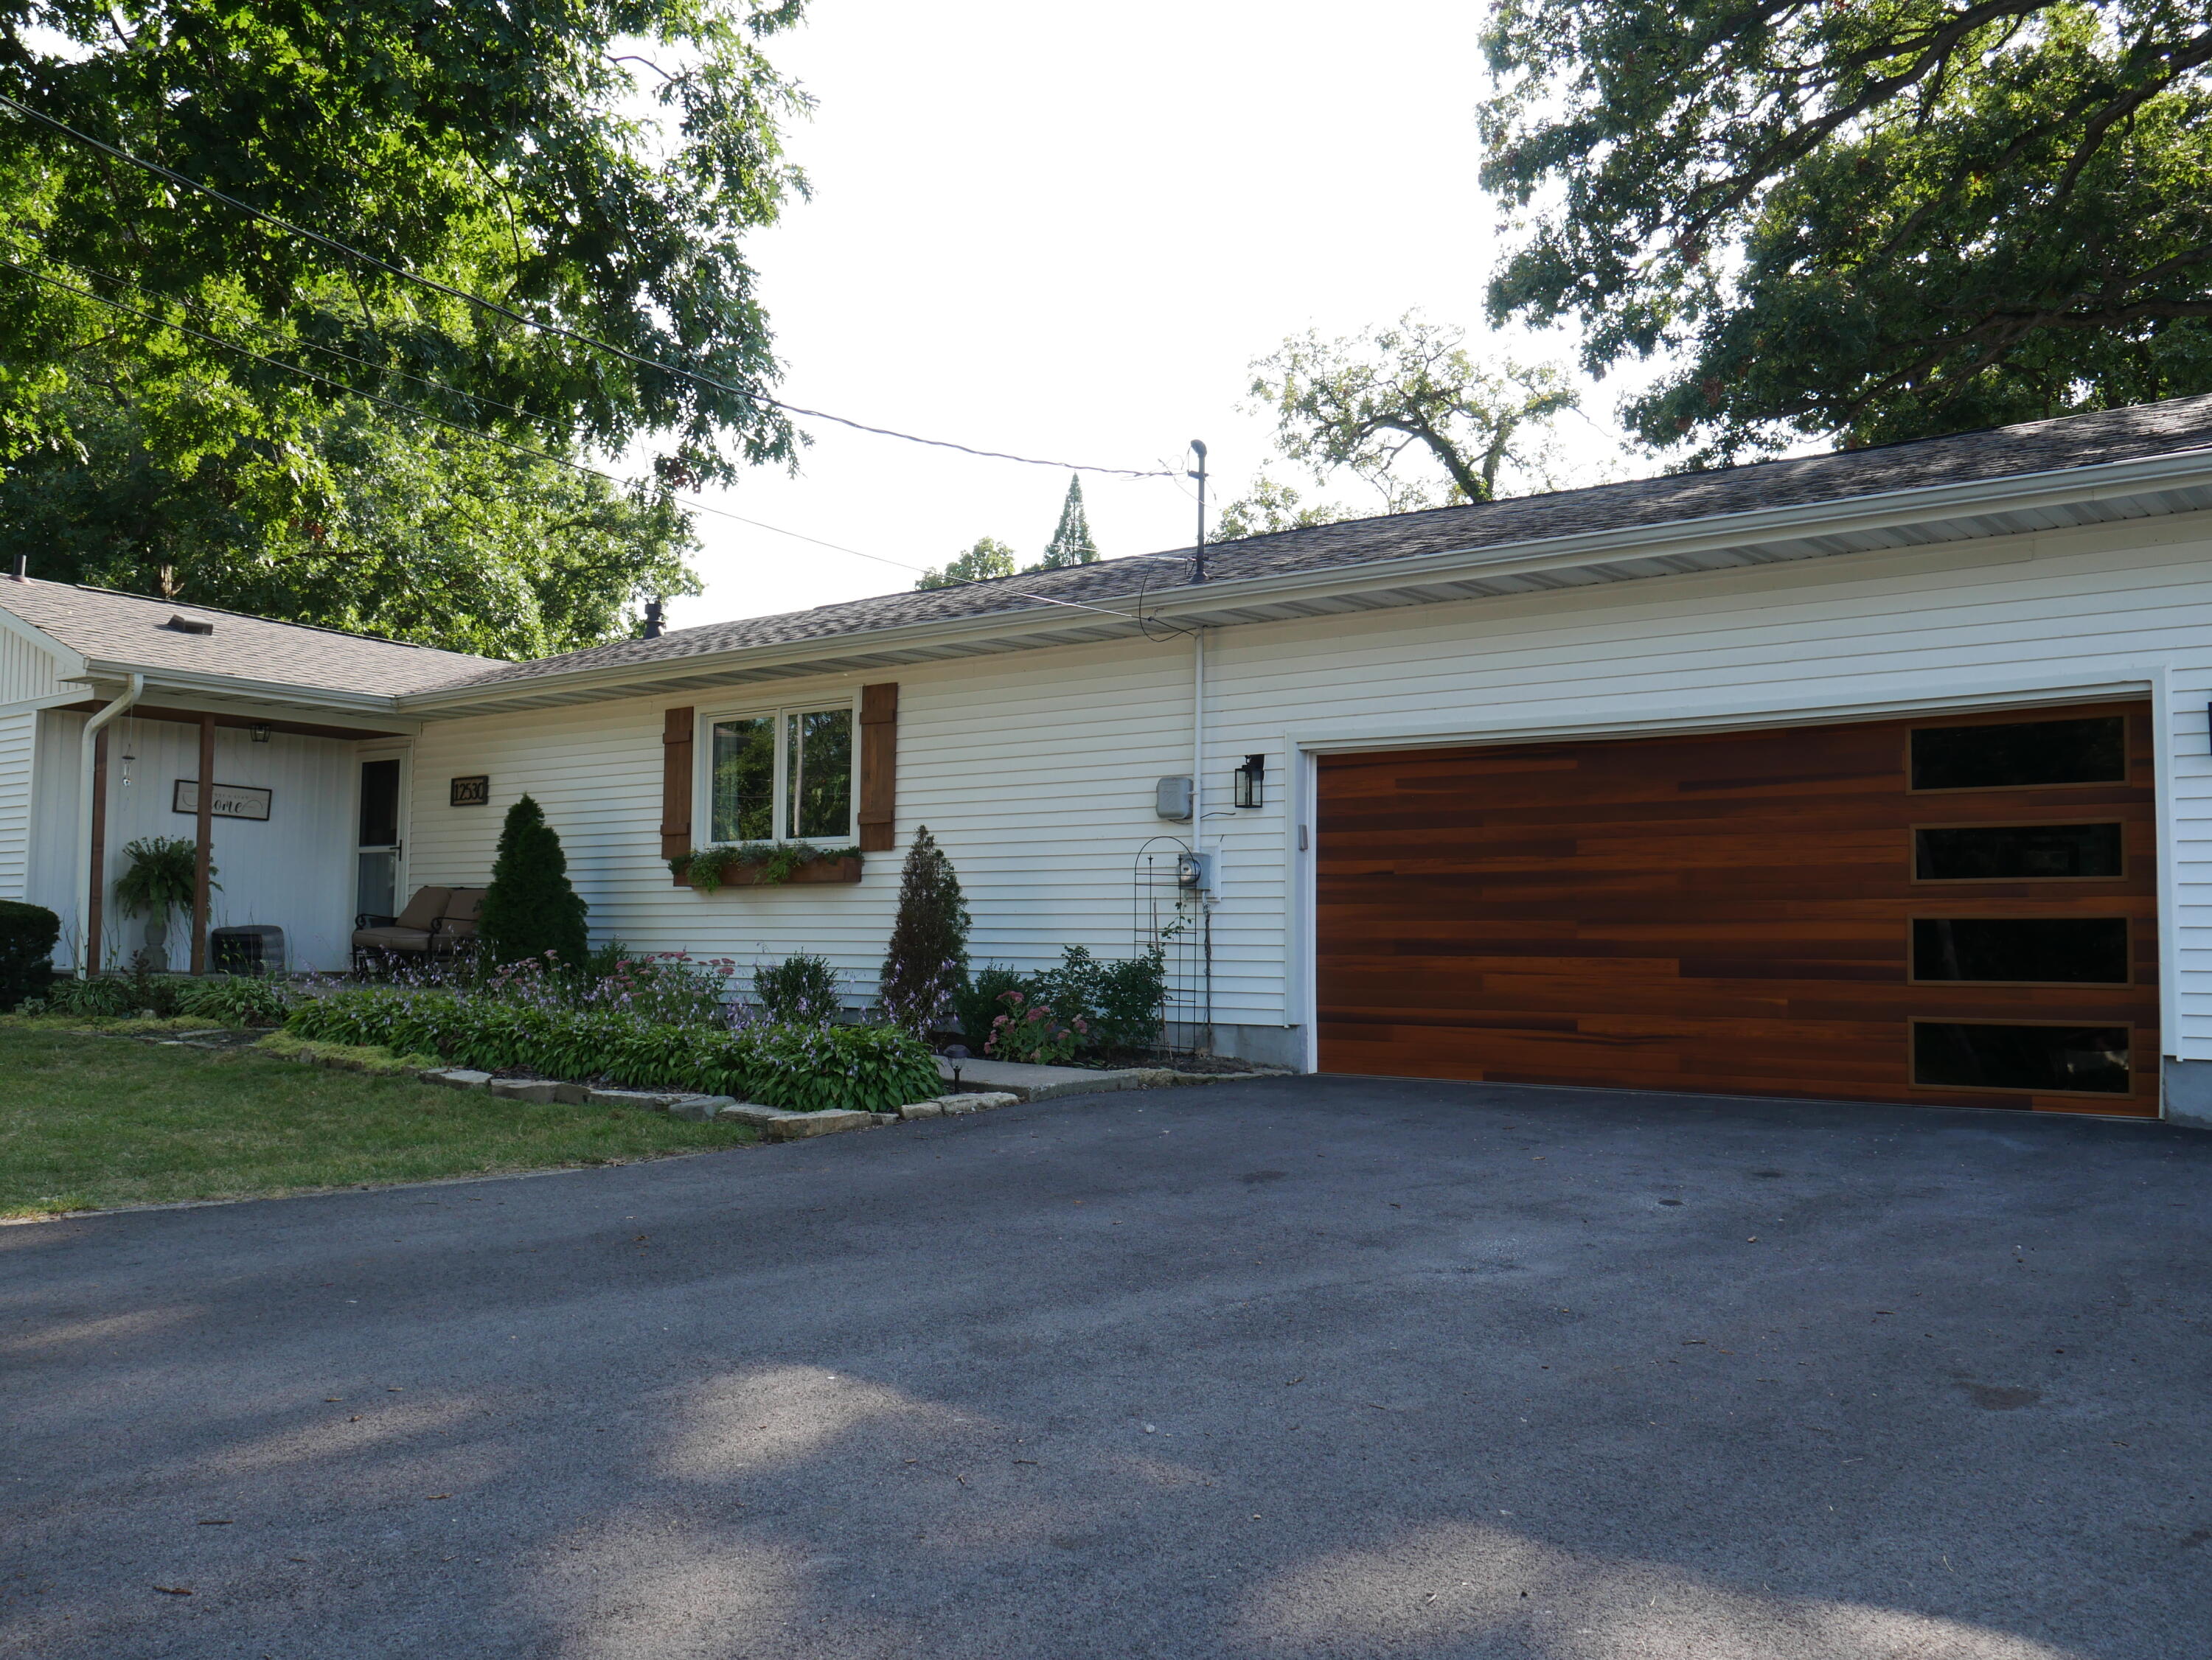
[0,257,931,576]
[8,254,1198,632]
[0,91,1175,480]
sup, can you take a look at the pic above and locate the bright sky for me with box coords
[666,0,1653,628]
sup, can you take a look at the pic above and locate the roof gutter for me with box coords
[397,442,2212,714]
[72,661,414,719]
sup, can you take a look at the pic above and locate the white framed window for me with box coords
[696,700,857,846]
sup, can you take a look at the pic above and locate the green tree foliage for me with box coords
[1034,473,1100,568]
[1211,475,1352,541]
[1248,314,1577,511]
[479,796,589,972]
[877,826,970,1031]
[0,395,700,658]
[0,0,808,646]
[1481,0,2212,461]
[916,537,1018,590]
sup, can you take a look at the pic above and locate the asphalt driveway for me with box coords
[4,1077,2209,1659]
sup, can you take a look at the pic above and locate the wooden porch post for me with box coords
[191,714,215,974]
[85,728,110,974]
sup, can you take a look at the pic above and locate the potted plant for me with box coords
[113,837,216,970]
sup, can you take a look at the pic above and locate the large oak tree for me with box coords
[0,0,809,653]
[1481,0,2212,461]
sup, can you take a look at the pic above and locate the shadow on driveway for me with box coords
[4,1077,2209,1659]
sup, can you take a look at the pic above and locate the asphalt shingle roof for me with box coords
[7,394,2211,703]
[0,580,504,697]
[448,391,2212,692]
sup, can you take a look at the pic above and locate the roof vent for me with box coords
[166,614,215,635]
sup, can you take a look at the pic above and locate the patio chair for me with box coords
[431,888,484,959]
[351,885,451,973]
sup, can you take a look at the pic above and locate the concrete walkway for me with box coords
[5,1077,2209,1658]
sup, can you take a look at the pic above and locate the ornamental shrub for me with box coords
[740,1022,941,1113]
[0,899,59,1010]
[953,964,1027,1051]
[877,826,970,1030]
[1033,945,1167,1050]
[478,795,589,973]
[983,988,1086,1066]
[753,953,843,1025]
[286,989,939,1112]
[173,975,296,1027]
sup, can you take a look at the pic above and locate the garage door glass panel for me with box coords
[1914,823,2123,880]
[1910,917,2129,983]
[1912,1022,2131,1094]
[1910,716,2126,790]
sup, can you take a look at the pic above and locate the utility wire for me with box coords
[7,256,1204,632]
[1,257,931,576]
[0,91,1175,479]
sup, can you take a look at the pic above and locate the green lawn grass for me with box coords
[0,1025,755,1219]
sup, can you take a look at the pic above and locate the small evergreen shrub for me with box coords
[753,953,843,1025]
[478,795,589,972]
[877,826,970,1030]
[0,899,60,1011]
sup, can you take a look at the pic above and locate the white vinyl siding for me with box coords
[0,708,34,900]
[402,507,2212,1056]
[24,710,361,970]
[0,624,62,707]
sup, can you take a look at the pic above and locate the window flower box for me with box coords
[669,844,862,891]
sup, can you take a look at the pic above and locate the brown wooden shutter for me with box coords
[660,706,695,865]
[858,683,897,852]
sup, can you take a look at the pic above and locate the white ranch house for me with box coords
[8,395,2212,1126]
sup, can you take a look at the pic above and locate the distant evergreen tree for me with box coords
[878,826,971,1031]
[916,537,1018,590]
[1035,474,1099,568]
[478,795,589,971]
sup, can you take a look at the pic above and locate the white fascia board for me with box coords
[397,445,2212,715]
[0,601,88,677]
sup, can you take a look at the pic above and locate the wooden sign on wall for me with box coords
[172,780,272,821]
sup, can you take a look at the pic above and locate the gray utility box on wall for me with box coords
[1155,775,1193,821]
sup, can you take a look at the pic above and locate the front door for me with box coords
[356,756,403,920]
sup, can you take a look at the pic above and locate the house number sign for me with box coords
[171,780,273,821]
[450,775,491,806]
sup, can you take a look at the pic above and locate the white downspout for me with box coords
[74,674,142,976]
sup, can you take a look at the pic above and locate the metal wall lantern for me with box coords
[1233,753,1265,809]
[249,723,271,743]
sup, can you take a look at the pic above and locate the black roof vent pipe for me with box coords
[642,598,664,639]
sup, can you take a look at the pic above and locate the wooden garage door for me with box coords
[1315,701,2159,1116]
